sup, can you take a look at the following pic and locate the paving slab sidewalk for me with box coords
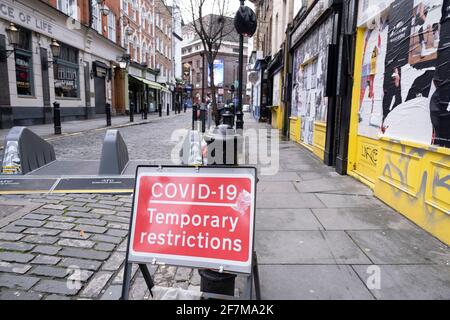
[249,115,450,300]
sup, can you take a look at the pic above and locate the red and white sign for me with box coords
[128,167,256,274]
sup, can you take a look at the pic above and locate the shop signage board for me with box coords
[122,165,261,300]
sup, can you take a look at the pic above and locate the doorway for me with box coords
[94,76,106,115]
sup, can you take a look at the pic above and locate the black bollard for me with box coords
[192,104,198,130]
[105,103,112,127]
[184,103,187,113]
[200,105,206,133]
[223,104,234,129]
[144,104,148,120]
[53,102,62,135]
[201,124,239,297]
[167,103,170,116]
[130,102,134,123]
[159,103,162,117]
[236,104,244,131]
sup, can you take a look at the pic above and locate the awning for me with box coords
[129,75,166,91]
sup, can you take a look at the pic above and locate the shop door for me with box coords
[94,76,106,114]
[40,48,50,108]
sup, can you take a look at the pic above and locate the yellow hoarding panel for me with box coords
[313,122,326,161]
[375,139,450,245]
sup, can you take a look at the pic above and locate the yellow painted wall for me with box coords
[375,139,450,244]
[289,117,300,143]
[313,121,326,161]
[348,28,450,245]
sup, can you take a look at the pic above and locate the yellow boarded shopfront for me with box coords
[348,0,450,245]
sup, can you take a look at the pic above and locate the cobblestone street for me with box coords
[0,113,449,300]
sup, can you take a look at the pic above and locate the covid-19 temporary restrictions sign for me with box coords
[127,166,257,274]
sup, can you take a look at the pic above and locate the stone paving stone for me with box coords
[32,208,65,216]
[100,285,122,300]
[257,181,298,193]
[102,252,126,271]
[0,232,24,241]
[116,240,128,252]
[117,211,131,218]
[44,294,71,300]
[190,270,201,286]
[347,230,450,265]
[173,282,189,290]
[67,206,91,213]
[80,272,113,298]
[0,262,32,274]
[129,276,149,300]
[67,269,94,283]
[353,265,450,300]
[66,211,100,219]
[44,222,75,230]
[59,248,111,261]
[59,231,91,240]
[259,265,374,300]
[106,229,128,238]
[107,223,129,230]
[31,199,60,205]
[174,267,192,282]
[0,290,43,300]
[95,242,116,252]
[92,208,116,216]
[255,231,371,265]
[58,239,96,249]
[314,194,383,208]
[258,171,301,182]
[30,266,68,278]
[34,280,80,296]
[75,218,107,227]
[0,241,35,252]
[24,213,50,221]
[31,255,61,266]
[22,235,58,245]
[32,245,61,256]
[0,225,26,233]
[42,204,67,211]
[0,274,40,290]
[86,203,116,210]
[0,252,35,263]
[112,264,140,285]
[48,216,76,223]
[257,193,325,209]
[312,207,418,231]
[59,258,102,271]
[92,234,123,244]
[103,216,129,224]
[74,225,107,234]
[98,200,122,206]
[256,209,323,231]
[23,228,61,236]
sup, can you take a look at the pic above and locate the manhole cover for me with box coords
[0,204,24,219]
[0,200,42,228]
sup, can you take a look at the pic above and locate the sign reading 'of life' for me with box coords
[127,166,257,274]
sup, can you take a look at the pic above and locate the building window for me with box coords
[57,0,78,19]
[108,12,116,42]
[122,0,128,15]
[92,1,102,34]
[54,44,79,98]
[14,28,33,96]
